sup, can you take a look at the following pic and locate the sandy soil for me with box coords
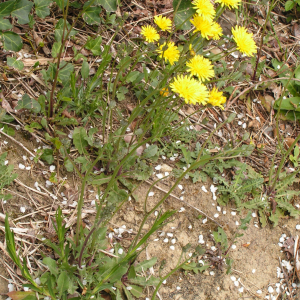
[0,132,300,299]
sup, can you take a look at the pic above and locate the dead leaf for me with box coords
[292,23,300,39]
[0,94,13,112]
[7,291,36,300]
[260,94,274,113]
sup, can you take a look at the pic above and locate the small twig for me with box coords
[0,129,44,166]
[14,179,49,198]
[145,180,223,228]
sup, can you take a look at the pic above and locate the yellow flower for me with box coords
[210,22,223,40]
[141,25,160,43]
[170,75,209,105]
[186,55,214,82]
[207,88,226,109]
[160,87,169,96]
[154,15,172,32]
[192,0,216,21]
[157,42,180,65]
[215,0,241,9]
[232,26,257,57]
[190,15,222,40]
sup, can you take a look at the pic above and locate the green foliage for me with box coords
[0,152,17,202]
[5,207,174,299]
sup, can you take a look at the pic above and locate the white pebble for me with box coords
[155,165,162,170]
[214,213,219,218]
[234,281,239,287]
[148,192,154,197]
[171,238,176,244]
[238,287,244,293]
[178,184,183,190]
[231,245,236,249]
[19,163,25,170]
[118,248,123,255]
[252,269,256,273]
[167,233,173,237]
[203,218,207,224]
[256,290,262,294]
[179,207,185,212]
[201,186,208,193]
[170,245,175,250]
[296,225,300,230]
[156,174,163,179]
[20,207,26,213]
[163,238,169,243]
[252,212,257,217]
[268,286,274,293]
[217,206,221,212]
[231,276,236,281]
[210,271,215,276]
[176,286,181,290]
[231,211,237,216]
[50,165,55,172]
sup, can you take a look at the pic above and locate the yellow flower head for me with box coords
[157,42,180,65]
[141,25,160,43]
[192,0,216,21]
[154,15,172,32]
[232,26,257,57]
[215,0,241,9]
[186,55,214,82]
[210,22,223,40]
[170,75,209,105]
[207,87,226,109]
[160,87,169,97]
[190,15,222,40]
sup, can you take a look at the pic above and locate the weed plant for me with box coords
[1,0,300,299]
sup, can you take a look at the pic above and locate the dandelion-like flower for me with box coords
[160,87,169,97]
[207,88,226,109]
[154,15,172,32]
[210,22,223,40]
[232,26,257,57]
[190,15,222,40]
[170,75,209,105]
[157,42,180,65]
[186,55,214,82]
[215,0,241,9]
[141,25,160,43]
[192,0,216,21]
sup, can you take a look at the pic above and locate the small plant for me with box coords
[211,212,252,274]
[0,152,17,202]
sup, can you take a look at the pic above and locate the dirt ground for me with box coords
[0,131,300,299]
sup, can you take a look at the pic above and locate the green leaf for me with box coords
[40,149,54,164]
[116,86,128,101]
[225,112,236,123]
[51,41,62,58]
[81,60,89,79]
[129,285,143,298]
[58,61,74,84]
[173,0,194,30]
[11,0,34,24]
[82,5,101,25]
[15,94,41,113]
[57,271,69,296]
[85,36,102,56]
[274,97,300,111]
[64,158,74,172]
[1,31,23,51]
[285,0,295,11]
[42,257,58,276]
[134,257,157,272]
[97,0,117,12]
[143,145,158,159]
[213,227,228,251]
[7,57,24,70]
[0,18,12,30]
[0,0,15,18]
[73,127,88,154]
[34,0,52,18]
[53,0,67,10]
[54,19,77,42]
